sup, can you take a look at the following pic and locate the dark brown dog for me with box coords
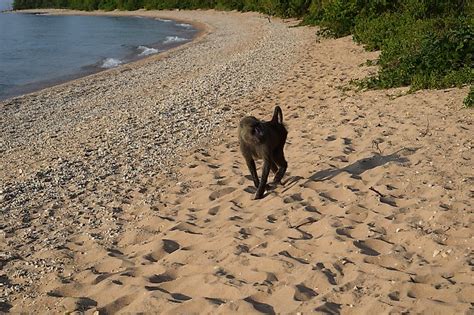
[238,106,288,199]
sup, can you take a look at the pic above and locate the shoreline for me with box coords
[1,9,210,102]
[1,9,472,314]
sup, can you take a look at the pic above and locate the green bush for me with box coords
[98,0,117,10]
[359,17,473,90]
[288,0,311,18]
[309,0,359,37]
[302,0,473,101]
[353,13,407,51]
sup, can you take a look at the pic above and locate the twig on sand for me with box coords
[369,186,385,198]
[419,118,430,138]
[372,139,383,154]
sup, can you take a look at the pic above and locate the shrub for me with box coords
[98,0,117,10]
[288,0,311,18]
[312,0,359,37]
[360,17,473,90]
[353,13,407,51]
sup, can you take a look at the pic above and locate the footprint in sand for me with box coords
[335,227,354,239]
[303,205,320,213]
[209,187,236,201]
[169,292,192,302]
[98,294,137,314]
[143,286,192,303]
[93,272,116,284]
[107,248,125,258]
[143,253,158,263]
[236,227,251,240]
[318,192,338,203]
[46,291,63,298]
[195,149,211,158]
[244,186,257,194]
[208,206,220,215]
[243,296,275,315]
[234,244,250,255]
[345,205,368,223]
[315,302,342,314]
[74,297,98,312]
[279,250,310,265]
[353,238,392,256]
[145,239,180,262]
[205,297,226,305]
[283,193,303,204]
[216,178,231,185]
[54,296,98,313]
[171,222,202,234]
[163,239,180,253]
[294,283,318,301]
[352,240,380,256]
[148,271,175,284]
[388,291,400,301]
[364,255,407,272]
[331,155,349,162]
[343,146,355,154]
[266,214,277,223]
[288,226,313,241]
[144,286,165,292]
[313,262,338,285]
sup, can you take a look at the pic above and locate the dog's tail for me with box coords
[271,106,283,124]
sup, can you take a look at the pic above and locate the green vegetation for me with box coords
[306,0,473,104]
[12,0,302,13]
[13,0,473,105]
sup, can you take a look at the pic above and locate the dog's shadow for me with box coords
[241,148,417,198]
[308,148,416,182]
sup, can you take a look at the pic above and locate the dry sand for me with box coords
[1,9,473,315]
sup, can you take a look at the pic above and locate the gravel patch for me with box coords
[0,10,313,303]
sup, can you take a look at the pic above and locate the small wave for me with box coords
[163,36,187,44]
[156,18,172,22]
[177,23,193,29]
[138,45,159,56]
[101,58,122,69]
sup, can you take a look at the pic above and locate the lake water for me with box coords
[0,13,197,100]
[0,1,12,11]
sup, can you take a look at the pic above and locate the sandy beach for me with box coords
[1,9,473,314]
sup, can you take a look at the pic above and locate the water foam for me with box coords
[156,18,172,22]
[101,58,122,69]
[163,36,187,44]
[177,23,193,29]
[138,45,159,56]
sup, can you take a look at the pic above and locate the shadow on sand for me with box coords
[307,148,417,183]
